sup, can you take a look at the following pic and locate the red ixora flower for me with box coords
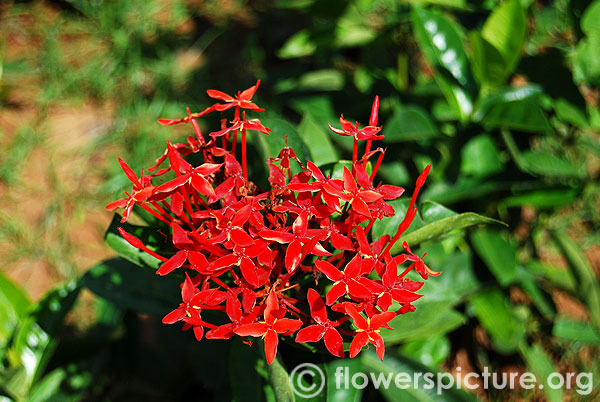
[106,80,438,365]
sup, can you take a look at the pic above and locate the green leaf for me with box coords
[470,289,526,353]
[412,7,475,120]
[553,316,600,344]
[517,272,556,320]
[473,85,543,121]
[257,117,311,165]
[361,351,477,402]
[81,258,181,316]
[471,229,517,286]
[399,336,451,368]
[480,0,526,78]
[469,31,507,87]
[326,359,363,402]
[381,302,465,344]
[27,368,67,402]
[382,105,440,142]
[499,188,579,209]
[267,355,295,402]
[525,261,576,292]
[297,114,338,165]
[460,134,504,177]
[393,212,505,252]
[7,282,79,396]
[277,30,316,59]
[104,215,163,269]
[0,272,30,353]
[518,342,563,402]
[480,99,551,132]
[519,151,583,179]
[551,230,600,331]
[419,248,481,306]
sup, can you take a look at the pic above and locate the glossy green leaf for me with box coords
[473,85,543,121]
[381,302,465,344]
[257,117,311,165]
[412,7,475,120]
[81,258,181,316]
[471,229,517,286]
[27,368,67,402]
[7,282,79,396]
[361,351,477,402]
[480,0,526,77]
[551,230,600,330]
[553,316,600,344]
[104,214,163,269]
[383,106,440,142]
[518,342,563,402]
[393,211,505,253]
[298,113,338,165]
[470,289,526,353]
[399,336,451,368]
[0,272,30,352]
[460,134,504,177]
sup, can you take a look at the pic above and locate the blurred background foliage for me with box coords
[0,0,599,400]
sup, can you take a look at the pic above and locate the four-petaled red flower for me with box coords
[346,304,396,360]
[234,292,302,364]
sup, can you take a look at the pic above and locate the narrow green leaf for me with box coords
[8,282,79,395]
[471,229,517,286]
[553,316,600,344]
[520,151,583,179]
[391,212,505,253]
[0,272,30,352]
[518,342,563,402]
[551,230,600,331]
[469,31,506,87]
[277,30,316,59]
[525,261,576,292]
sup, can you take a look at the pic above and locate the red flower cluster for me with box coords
[106,81,439,364]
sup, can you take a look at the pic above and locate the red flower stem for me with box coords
[352,138,358,174]
[197,320,219,330]
[398,262,417,278]
[365,139,372,158]
[369,149,385,182]
[140,204,173,225]
[152,201,174,220]
[364,218,375,234]
[211,276,231,290]
[232,130,238,157]
[282,299,310,318]
[382,207,416,257]
[242,131,248,182]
